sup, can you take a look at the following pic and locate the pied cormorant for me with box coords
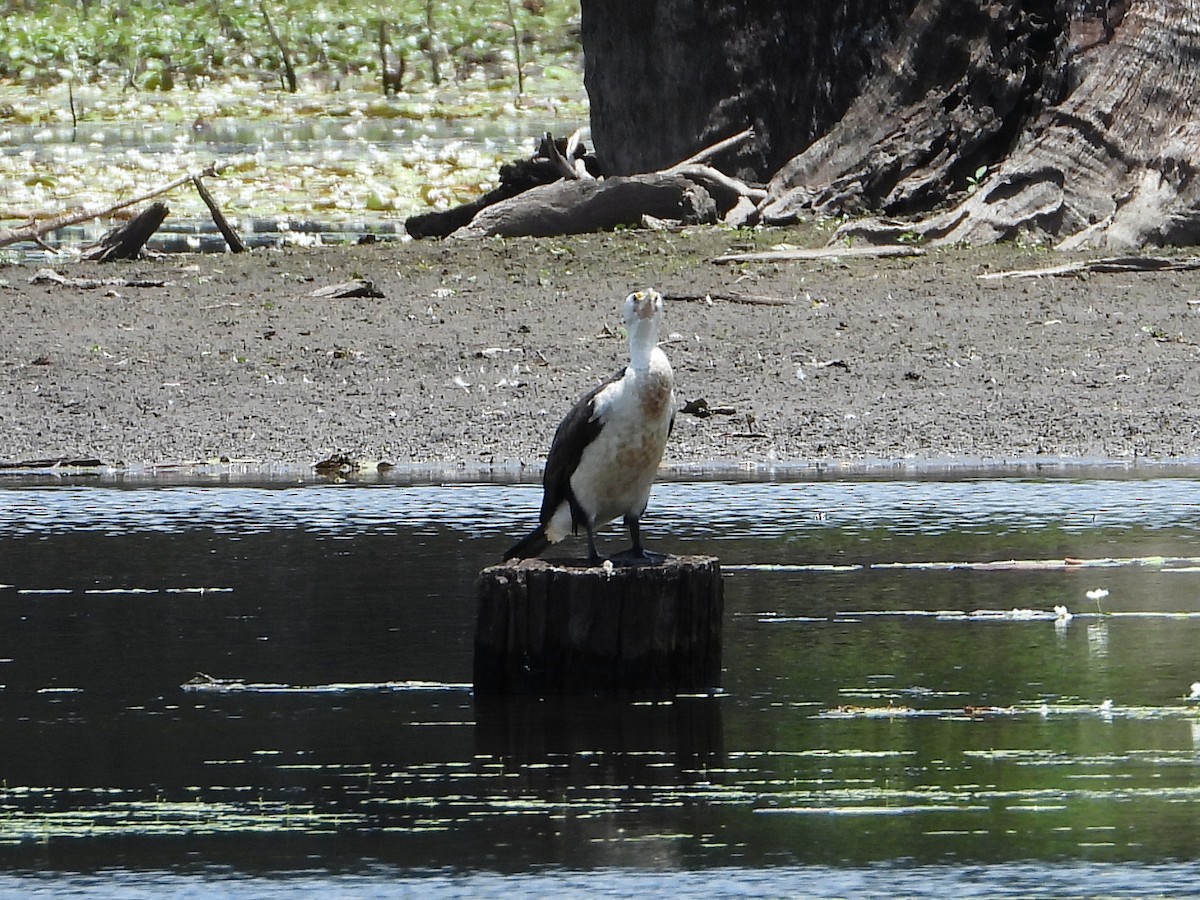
[505,289,675,564]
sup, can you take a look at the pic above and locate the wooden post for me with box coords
[474,555,723,696]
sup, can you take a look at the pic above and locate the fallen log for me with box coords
[671,164,767,207]
[405,183,526,239]
[406,132,597,239]
[451,173,717,239]
[81,202,169,261]
[409,130,756,240]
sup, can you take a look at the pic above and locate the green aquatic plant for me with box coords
[966,164,988,194]
[0,0,582,95]
[0,3,587,228]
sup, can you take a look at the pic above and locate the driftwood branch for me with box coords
[29,268,172,289]
[309,278,384,299]
[666,127,754,171]
[663,290,793,306]
[0,162,221,250]
[670,164,766,201]
[192,176,247,253]
[978,255,1200,280]
[713,244,926,264]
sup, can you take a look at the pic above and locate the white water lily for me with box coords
[1053,605,1072,621]
[1188,682,1200,701]
[1085,588,1109,601]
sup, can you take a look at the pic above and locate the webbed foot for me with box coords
[611,547,670,566]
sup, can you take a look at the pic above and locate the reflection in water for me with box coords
[2,478,1200,894]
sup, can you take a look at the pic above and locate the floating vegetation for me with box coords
[727,555,1200,574]
[180,673,471,693]
[758,607,1200,625]
[0,105,585,240]
[0,1,587,238]
[816,700,1200,722]
[754,782,1200,816]
[0,795,358,844]
[0,1,582,95]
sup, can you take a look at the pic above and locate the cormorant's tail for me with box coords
[504,524,550,561]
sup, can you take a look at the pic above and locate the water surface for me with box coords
[2,476,1199,896]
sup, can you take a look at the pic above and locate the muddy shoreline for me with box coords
[3,228,1200,477]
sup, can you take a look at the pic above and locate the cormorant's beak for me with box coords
[633,289,660,320]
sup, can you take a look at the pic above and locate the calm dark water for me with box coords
[2,476,1200,897]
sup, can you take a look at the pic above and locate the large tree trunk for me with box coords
[583,0,1200,250]
[759,0,1069,222]
[834,0,1200,250]
[580,1,917,181]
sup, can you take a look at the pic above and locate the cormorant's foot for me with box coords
[610,547,671,567]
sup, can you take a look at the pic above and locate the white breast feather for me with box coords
[567,348,674,532]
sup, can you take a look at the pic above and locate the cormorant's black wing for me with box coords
[539,368,624,530]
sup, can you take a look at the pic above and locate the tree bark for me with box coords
[760,0,1067,222]
[584,0,1200,250]
[580,0,917,180]
[765,0,1200,250]
[869,0,1200,250]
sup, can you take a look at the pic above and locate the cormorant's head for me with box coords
[623,289,664,332]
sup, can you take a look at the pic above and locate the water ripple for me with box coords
[0,477,1198,538]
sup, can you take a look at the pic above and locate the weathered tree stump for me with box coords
[474,555,723,696]
[82,202,169,261]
